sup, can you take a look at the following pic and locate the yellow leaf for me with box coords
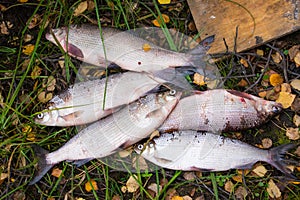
[269,73,283,86]
[271,52,282,64]
[171,196,183,200]
[252,165,267,177]
[74,1,88,16]
[26,132,36,141]
[256,49,264,56]
[38,91,53,103]
[22,44,35,55]
[126,175,139,193]
[240,58,248,67]
[18,0,28,2]
[286,127,300,140]
[237,79,248,87]
[158,0,171,4]
[267,179,281,198]
[51,168,62,178]
[142,43,151,52]
[152,14,170,27]
[276,92,296,109]
[85,179,98,192]
[31,66,42,79]
[232,174,243,183]
[193,73,206,86]
[22,125,32,133]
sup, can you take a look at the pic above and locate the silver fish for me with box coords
[29,90,181,185]
[35,71,167,126]
[46,25,215,75]
[135,131,297,178]
[159,89,282,132]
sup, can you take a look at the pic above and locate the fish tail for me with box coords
[268,143,298,179]
[29,145,54,185]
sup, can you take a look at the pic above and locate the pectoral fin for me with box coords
[67,43,84,58]
[60,111,84,121]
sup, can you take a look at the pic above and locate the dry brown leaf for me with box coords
[23,34,33,43]
[0,173,8,185]
[112,195,121,200]
[295,146,300,156]
[51,168,62,178]
[269,73,283,86]
[240,58,248,67]
[47,197,55,200]
[0,4,7,11]
[271,52,282,63]
[126,175,139,193]
[267,179,281,198]
[293,114,300,127]
[28,14,41,29]
[281,83,291,93]
[182,196,192,200]
[258,91,267,98]
[232,174,243,183]
[43,76,56,91]
[288,45,300,60]
[38,91,53,103]
[237,79,248,87]
[261,138,272,149]
[166,188,178,200]
[234,186,248,199]
[12,191,26,200]
[87,0,95,11]
[0,21,12,35]
[286,127,300,140]
[188,21,197,31]
[294,52,300,67]
[224,180,234,193]
[183,172,195,181]
[252,165,267,177]
[292,98,300,112]
[23,44,35,55]
[121,186,127,193]
[276,92,296,109]
[85,179,98,192]
[147,183,162,196]
[132,155,148,171]
[74,1,88,16]
[290,79,300,91]
[118,148,132,158]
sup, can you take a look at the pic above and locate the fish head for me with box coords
[134,141,155,156]
[256,100,283,118]
[34,107,59,126]
[159,89,182,114]
[46,27,67,48]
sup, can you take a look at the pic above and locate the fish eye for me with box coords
[169,90,176,96]
[37,113,44,119]
[137,144,144,150]
[272,106,281,113]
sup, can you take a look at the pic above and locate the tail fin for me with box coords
[29,145,54,185]
[269,143,299,179]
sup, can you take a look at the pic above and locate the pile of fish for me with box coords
[30,24,298,184]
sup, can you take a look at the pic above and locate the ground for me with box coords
[0,0,299,200]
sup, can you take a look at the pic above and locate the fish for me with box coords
[35,71,168,126]
[46,24,216,76]
[135,131,298,178]
[29,89,181,185]
[159,89,282,133]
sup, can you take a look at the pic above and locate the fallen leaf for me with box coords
[267,179,281,198]
[271,52,282,63]
[152,14,170,27]
[112,195,121,200]
[286,127,300,140]
[237,79,248,87]
[293,114,300,127]
[142,43,151,52]
[224,180,234,193]
[182,196,192,200]
[232,174,243,183]
[23,34,33,42]
[51,168,62,178]
[126,175,139,193]
[27,14,41,29]
[0,173,8,185]
[85,179,98,192]
[166,188,178,200]
[234,186,248,199]
[183,172,195,181]
[118,149,132,158]
[290,79,300,91]
[261,138,272,149]
[258,91,267,98]
[281,83,291,93]
[256,49,264,56]
[240,58,248,67]
[38,91,53,103]
[18,0,28,2]
[188,21,197,31]
[147,183,162,196]
[291,98,300,112]
[193,73,206,86]
[294,52,300,67]
[0,4,7,11]
[288,45,300,61]
[252,165,267,177]
[12,191,26,200]
[171,196,183,200]
[295,146,300,156]
[43,76,56,91]
[22,44,35,55]
[87,0,95,11]
[158,0,171,4]
[121,186,127,193]
[276,92,296,109]
[269,73,283,86]
[74,1,88,16]
[132,155,148,171]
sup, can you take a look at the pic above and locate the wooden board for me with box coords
[187,0,300,54]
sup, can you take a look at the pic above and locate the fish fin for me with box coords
[145,108,163,118]
[189,166,214,172]
[67,43,84,58]
[60,111,84,121]
[73,159,93,167]
[154,157,173,164]
[29,145,54,185]
[269,143,298,179]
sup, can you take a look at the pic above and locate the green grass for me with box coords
[0,0,299,199]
